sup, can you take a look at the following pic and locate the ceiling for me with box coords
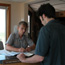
[29,0,65,12]
[1,0,65,12]
[1,0,27,2]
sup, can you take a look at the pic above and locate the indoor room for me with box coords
[0,0,65,65]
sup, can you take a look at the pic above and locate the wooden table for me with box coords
[0,55,40,65]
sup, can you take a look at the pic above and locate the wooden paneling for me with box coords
[5,63,40,65]
[0,62,40,65]
[0,58,40,65]
[56,11,65,17]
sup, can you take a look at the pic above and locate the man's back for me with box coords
[45,20,65,65]
[35,20,65,65]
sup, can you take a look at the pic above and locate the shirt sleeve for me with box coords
[26,37,34,46]
[35,27,50,57]
[6,33,15,45]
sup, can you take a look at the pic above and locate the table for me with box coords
[0,55,40,65]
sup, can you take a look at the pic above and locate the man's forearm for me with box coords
[18,55,44,63]
[6,44,19,52]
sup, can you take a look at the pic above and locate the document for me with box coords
[0,50,20,56]
[0,50,35,56]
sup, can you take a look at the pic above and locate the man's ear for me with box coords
[39,16,42,21]
[42,14,46,19]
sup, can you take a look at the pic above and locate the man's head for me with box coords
[17,21,28,35]
[37,3,55,25]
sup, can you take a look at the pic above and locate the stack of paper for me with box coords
[0,50,35,56]
[0,50,20,56]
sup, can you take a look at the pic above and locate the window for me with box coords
[28,11,32,38]
[28,15,30,33]
[0,4,11,49]
[0,8,6,48]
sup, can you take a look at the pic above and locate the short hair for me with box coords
[37,3,55,18]
[18,21,28,28]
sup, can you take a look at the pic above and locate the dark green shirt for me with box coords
[35,20,65,65]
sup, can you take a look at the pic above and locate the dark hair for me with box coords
[37,3,55,18]
[18,21,28,28]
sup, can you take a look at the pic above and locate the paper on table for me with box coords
[0,50,35,56]
[21,50,35,56]
[0,50,20,56]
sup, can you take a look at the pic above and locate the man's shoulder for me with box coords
[10,33,16,36]
[45,20,65,33]
[9,33,17,38]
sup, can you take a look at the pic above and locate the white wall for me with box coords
[0,1,28,33]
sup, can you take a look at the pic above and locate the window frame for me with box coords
[0,3,11,40]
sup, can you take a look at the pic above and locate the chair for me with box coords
[13,25,18,33]
[0,41,4,50]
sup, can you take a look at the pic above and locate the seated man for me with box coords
[6,21,35,52]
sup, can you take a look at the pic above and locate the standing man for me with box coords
[17,3,65,65]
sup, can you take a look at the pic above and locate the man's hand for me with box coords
[18,48,26,52]
[25,47,31,52]
[17,53,26,62]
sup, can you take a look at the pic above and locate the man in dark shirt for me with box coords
[17,3,65,65]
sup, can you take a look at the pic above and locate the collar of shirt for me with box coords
[46,19,56,25]
[15,32,25,40]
